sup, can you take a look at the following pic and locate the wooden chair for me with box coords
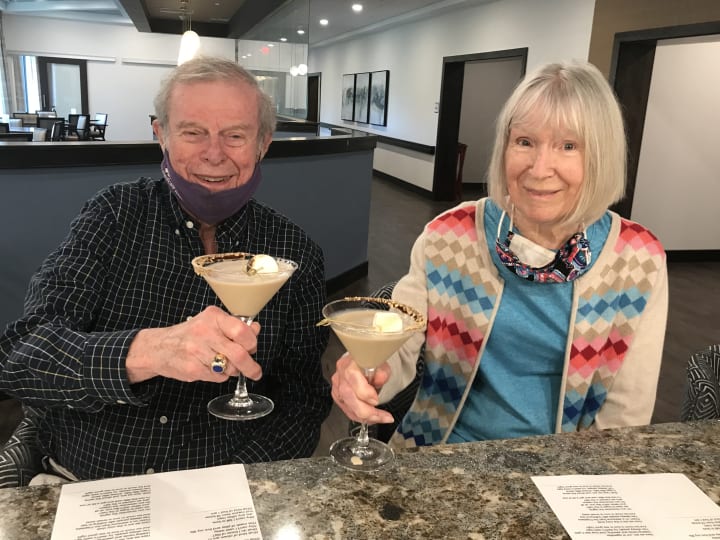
[65,115,90,140]
[89,113,108,140]
[12,112,38,127]
[36,116,62,135]
[49,120,65,141]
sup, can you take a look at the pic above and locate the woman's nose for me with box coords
[529,145,554,178]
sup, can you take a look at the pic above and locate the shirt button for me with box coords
[186,315,193,321]
[159,416,168,424]
[186,220,194,229]
[175,229,180,235]
[146,468,155,474]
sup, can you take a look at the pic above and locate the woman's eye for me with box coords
[563,142,577,151]
[516,137,531,147]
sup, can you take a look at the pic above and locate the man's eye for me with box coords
[180,130,204,139]
[225,133,247,146]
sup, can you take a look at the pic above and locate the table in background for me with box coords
[0,421,718,539]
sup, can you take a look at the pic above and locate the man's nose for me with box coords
[200,134,227,163]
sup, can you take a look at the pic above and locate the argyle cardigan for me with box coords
[390,200,666,449]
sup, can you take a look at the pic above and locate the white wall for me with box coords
[309,0,595,189]
[631,35,720,250]
[4,14,235,141]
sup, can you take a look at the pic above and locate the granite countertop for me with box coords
[2,421,718,539]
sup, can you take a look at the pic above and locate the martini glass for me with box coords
[319,296,426,471]
[192,252,297,420]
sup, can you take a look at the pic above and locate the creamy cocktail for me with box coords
[329,308,418,369]
[319,296,426,471]
[192,252,297,420]
[201,258,295,317]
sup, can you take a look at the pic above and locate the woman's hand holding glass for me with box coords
[331,354,395,425]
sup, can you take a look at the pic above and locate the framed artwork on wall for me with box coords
[353,72,370,123]
[341,74,356,121]
[369,70,389,126]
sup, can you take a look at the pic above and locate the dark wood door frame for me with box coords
[307,72,321,123]
[432,48,527,201]
[609,21,720,219]
[37,57,89,114]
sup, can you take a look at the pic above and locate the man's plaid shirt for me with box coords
[0,177,331,480]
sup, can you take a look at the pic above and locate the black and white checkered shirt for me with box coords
[0,177,331,480]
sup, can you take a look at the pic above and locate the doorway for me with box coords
[37,57,88,118]
[307,73,321,122]
[610,21,720,220]
[432,48,527,201]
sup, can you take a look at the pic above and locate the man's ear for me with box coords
[152,119,166,151]
[257,135,272,162]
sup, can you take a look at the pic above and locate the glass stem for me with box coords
[354,368,376,451]
[228,316,255,408]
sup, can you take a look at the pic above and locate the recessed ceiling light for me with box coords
[280,37,287,42]
[352,3,363,12]
[267,43,275,47]
[246,52,252,56]
[319,18,329,26]
[297,28,305,35]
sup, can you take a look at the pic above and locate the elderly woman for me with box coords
[332,60,668,449]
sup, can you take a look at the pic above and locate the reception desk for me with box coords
[0,421,718,539]
[0,129,376,329]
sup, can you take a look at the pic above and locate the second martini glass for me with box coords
[320,296,426,471]
[192,252,297,420]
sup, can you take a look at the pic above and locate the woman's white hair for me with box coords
[487,60,626,228]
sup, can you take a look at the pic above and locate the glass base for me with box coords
[207,393,274,421]
[329,436,394,472]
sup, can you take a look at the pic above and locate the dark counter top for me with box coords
[0,131,377,169]
[0,421,718,539]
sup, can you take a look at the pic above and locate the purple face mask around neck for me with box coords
[161,151,262,226]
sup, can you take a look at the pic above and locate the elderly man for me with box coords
[0,56,331,482]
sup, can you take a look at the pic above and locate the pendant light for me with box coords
[178,0,201,65]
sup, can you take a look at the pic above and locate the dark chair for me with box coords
[49,120,65,141]
[89,113,108,140]
[36,116,61,133]
[347,280,426,443]
[65,114,80,140]
[0,406,43,488]
[0,123,9,134]
[12,112,38,127]
[454,142,468,199]
[681,345,720,421]
[66,115,90,140]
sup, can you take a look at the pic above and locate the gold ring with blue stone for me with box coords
[211,353,228,374]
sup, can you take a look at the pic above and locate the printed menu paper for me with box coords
[532,473,720,540]
[51,463,262,540]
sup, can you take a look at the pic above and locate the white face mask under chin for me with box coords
[496,209,557,267]
[507,232,557,267]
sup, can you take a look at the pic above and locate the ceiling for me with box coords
[0,0,493,46]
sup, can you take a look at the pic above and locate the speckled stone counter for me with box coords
[1,421,718,539]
